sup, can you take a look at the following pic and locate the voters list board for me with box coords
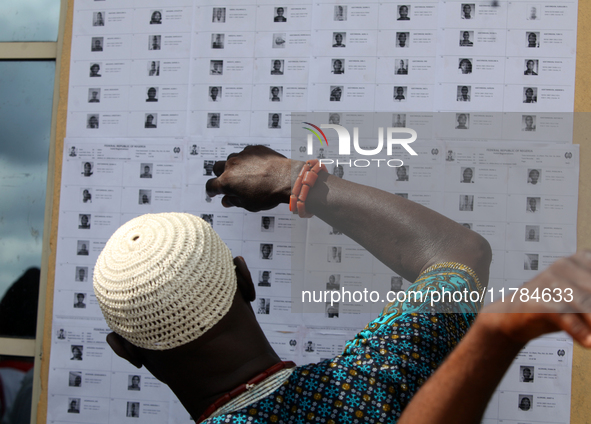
[48,1,580,423]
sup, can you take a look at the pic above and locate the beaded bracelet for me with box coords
[289,160,328,218]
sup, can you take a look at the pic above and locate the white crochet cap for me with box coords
[93,213,237,350]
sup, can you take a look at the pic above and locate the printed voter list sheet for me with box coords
[52,0,581,423]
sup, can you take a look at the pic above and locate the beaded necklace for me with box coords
[198,361,296,423]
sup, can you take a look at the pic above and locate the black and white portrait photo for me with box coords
[523,87,537,103]
[89,63,101,77]
[396,32,409,48]
[144,113,157,128]
[518,395,533,411]
[128,375,141,391]
[395,59,408,75]
[209,86,222,102]
[67,398,80,414]
[211,33,224,49]
[459,195,474,211]
[88,88,100,103]
[524,59,539,76]
[93,11,105,26]
[74,293,86,309]
[270,59,284,75]
[334,5,347,21]
[330,86,343,101]
[327,246,342,263]
[394,86,406,102]
[207,113,220,129]
[527,168,541,185]
[69,372,82,387]
[140,163,153,178]
[333,32,346,47]
[270,86,282,102]
[79,214,91,229]
[332,59,344,74]
[139,190,152,205]
[272,33,286,48]
[398,5,410,20]
[70,345,83,361]
[261,216,275,232]
[258,271,271,287]
[520,366,534,382]
[148,60,160,76]
[274,7,287,22]
[150,10,162,24]
[87,114,99,129]
[524,254,539,271]
[525,225,540,242]
[460,167,474,183]
[210,60,223,75]
[127,402,140,418]
[461,3,475,19]
[268,113,281,129]
[457,85,471,102]
[212,7,226,23]
[75,267,88,282]
[526,197,540,213]
[459,31,474,47]
[77,241,89,256]
[260,243,273,260]
[146,87,158,102]
[91,37,103,52]
[527,32,540,48]
[148,35,161,50]
[257,298,271,314]
[456,113,469,129]
[203,160,215,176]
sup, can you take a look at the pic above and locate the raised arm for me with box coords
[205,145,491,284]
[397,251,591,424]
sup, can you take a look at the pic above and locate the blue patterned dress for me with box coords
[205,263,482,424]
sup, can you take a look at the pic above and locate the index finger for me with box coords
[205,177,225,197]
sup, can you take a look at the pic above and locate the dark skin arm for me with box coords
[206,145,492,284]
[398,251,591,424]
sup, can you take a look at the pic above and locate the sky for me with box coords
[0,61,55,300]
[0,0,61,42]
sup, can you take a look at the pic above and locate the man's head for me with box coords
[399,5,408,18]
[142,194,149,204]
[144,166,150,174]
[526,60,534,70]
[152,11,161,22]
[90,64,100,74]
[276,7,284,16]
[398,33,407,45]
[523,368,531,378]
[262,244,272,258]
[525,88,534,99]
[210,114,219,127]
[77,293,85,303]
[461,86,469,96]
[81,215,89,226]
[528,229,536,240]
[78,268,86,280]
[146,114,154,124]
[261,271,270,282]
[463,31,470,40]
[147,87,157,99]
[94,39,101,48]
[271,87,279,97]
[94,214,238,351]
[397,166,407,179]
[335,33,343,44]
[396,87,404,96]
[273,60,281,71]
[80,243,87,251]
[333,60,343,72]
[74,375,82,386]
[91,91,98,99]
[271,114,279,126]
[131,375,140,385]
[89,116,98,127]
[262,217,271,229]
[97,12,102,19]
[463,4,471,16]
[84,162,92,173]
